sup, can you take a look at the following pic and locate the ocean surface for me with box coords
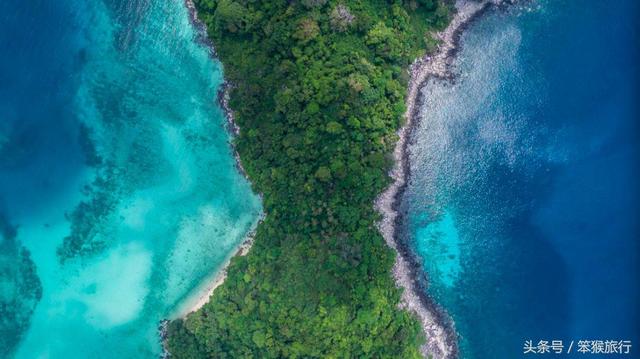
[0,0,261,357]
[403,1,639,358]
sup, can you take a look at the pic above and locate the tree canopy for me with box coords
[167,0,450,357]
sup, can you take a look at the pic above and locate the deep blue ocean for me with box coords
[0,0,261,357]
[403,1,639,358]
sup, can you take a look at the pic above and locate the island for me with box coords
[166,0,482,357]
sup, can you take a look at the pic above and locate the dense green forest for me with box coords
[167,0,450,357]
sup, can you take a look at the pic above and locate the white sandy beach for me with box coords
[173,236,256,318]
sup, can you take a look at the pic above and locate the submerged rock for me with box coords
[0,215,42,357]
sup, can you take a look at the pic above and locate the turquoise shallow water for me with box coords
[403,1,639,357]
[0,0,261,357]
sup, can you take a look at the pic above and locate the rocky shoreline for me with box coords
[374,1,506,358]
[185,0,251,179]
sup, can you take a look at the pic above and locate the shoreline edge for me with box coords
[374,1,506,358]
[163,0,265,323]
